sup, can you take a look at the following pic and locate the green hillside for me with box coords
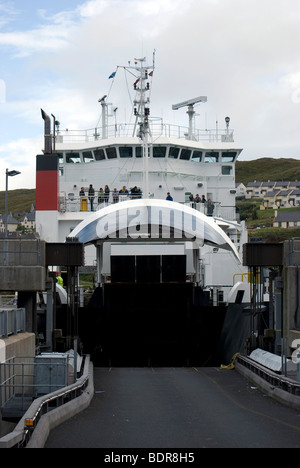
[0,189,36,215]
[236,157,300,185]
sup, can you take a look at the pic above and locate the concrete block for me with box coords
[1,332,35,361]
[0,266,46,291]
[0,239,46,267]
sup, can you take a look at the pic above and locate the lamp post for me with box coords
[4,169,21,265]
[5,169,21,238]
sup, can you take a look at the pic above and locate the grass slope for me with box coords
[236,157,300,185]
[0,189,36,215]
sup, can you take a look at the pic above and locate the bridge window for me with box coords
[205,151,219,163]
[191,151,202,162]
[136,146,142,158]
[94,149,106,160]
[83,151,94,163]
[119,146,133,158]
[57,153,64,165]
[136,146,150,158]
[153,146,166,158]
[222,151,237,162]
[168,147,180,159]
[106,147,117,159]
[66,152,81,163]
[222,165,233,175]
[180,149,191,160]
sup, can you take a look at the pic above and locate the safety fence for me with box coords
[0,355,91,448]
[236,354,300,396]
[0,308,25,338]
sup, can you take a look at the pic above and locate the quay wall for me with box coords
[0,333,35,362]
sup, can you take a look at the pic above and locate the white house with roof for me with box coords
[235,182,246,197]
[273,210,300,228]
[245,180,300,208]
[18,209,36,232]
[0,214,19,233]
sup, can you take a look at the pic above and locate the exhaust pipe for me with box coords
[41,109,52,154]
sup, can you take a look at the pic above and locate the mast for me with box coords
[172,96,207,141]
[98,95,108,139]
[130,56,154,199]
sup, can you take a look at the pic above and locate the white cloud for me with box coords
[0,138,42,190]
[0,1,80,56]
[77,0,108,18]
[0,28,70,56]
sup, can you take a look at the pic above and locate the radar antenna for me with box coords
[172,96,207,140]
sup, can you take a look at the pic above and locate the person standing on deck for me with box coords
[88,184,95,211]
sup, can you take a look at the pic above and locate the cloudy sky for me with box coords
[0,0,300,190]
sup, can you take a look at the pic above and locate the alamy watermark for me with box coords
[94,205,205,249]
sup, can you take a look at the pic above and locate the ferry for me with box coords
[35,55,251,366]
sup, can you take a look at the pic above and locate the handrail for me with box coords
[0,355,92,449]
[233,273,251,285]
[56,121,235,144]
[236,354,300,396]
[0,308,26,338]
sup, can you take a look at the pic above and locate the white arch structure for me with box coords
[69,199,240,262]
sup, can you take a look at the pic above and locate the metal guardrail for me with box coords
[0,308,25,338]
[59,194,238,222]
[0,355,91,448]
[0,356,71,415]
[57,122,234,144]
[236,354,300,396]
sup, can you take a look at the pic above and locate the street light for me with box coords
[5,168,21,239]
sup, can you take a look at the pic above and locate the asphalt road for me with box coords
[45,367,300,448]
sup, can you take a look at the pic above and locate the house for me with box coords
[0,214,19,233]
[18,210,36,232]
[287,189,300,207]
[246,181,262,199]
[235,182,246,197]
[246,180,300,203]
[261,190,280,209]
[273,190,294,208]
[273,210,300,228]
[260,181,276,197]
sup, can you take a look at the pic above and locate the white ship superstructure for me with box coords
[36,56,249,305]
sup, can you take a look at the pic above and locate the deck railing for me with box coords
[58,193,237,222]
[56,121,234,144]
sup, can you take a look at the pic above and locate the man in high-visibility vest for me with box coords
[56,272,63,287]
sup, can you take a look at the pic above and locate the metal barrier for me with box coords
[57,121,234,143]
[0,355,91,448]
[236,354,300,397]
[0,355,71,420]
[0,308,25,338]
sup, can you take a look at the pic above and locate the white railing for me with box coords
[59,192,142,213]
[59,193,238,222]
[56,121,234,144]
